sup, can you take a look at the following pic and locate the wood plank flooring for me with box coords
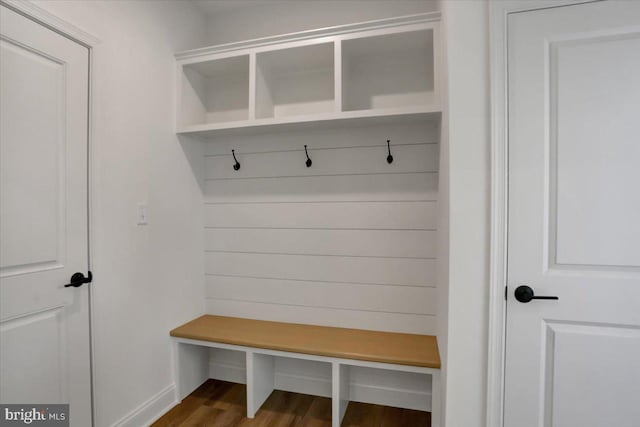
[153,380,430,427]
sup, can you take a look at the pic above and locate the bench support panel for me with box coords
[246,351,274,418]
[430,371,441,427]
[332,363,350,427]
[173,341,209,401]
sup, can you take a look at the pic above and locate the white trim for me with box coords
[0,1,102,426]
[209,360,247,384]
[486,2,601,427]
[1,0,99,46]
[85,23,101,427]
[278,370,331,399]
[487,3,509,427]
[175,12,440,60]
[110,384,178,427]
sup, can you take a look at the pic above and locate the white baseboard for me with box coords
[350,382,431,412]
[209,361,246,384]
[209,361,431,412]
[110,383,178,427]
[275,371,332,398]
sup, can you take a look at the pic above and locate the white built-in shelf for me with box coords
[180,55,250,127]
[175,13,441,136]
[256,42,335,119]
[342,29,435,112]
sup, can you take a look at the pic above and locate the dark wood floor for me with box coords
[153,379,430,427]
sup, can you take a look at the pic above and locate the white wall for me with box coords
[440,1,491,426]
[435,32,451,427]
[30,1,206,426]
[202,0,439,45]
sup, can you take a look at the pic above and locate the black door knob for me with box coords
[64,271,92,288]
[514,285,558,303]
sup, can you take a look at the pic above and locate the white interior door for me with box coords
[505,1,640,426]
[0,5,92,426]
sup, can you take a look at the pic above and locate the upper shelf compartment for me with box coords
[256,42,335,119]
[179,55,249,128]
[175,13,440,136]
[342,29,435,113]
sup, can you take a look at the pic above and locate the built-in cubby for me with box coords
[173,338,440,427]
[175,14,440,135]
[256,42,335,119]
[179,54,250,127]
[173,15,444,425]
[342,29,435,112]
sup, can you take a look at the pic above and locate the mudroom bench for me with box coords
[170,315,441,427]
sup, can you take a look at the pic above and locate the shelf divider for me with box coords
[332,362,350,427]
[334,39,343,113]
[246,351,275,418]
[249,52,257,120]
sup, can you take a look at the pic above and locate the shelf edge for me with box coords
[177,108,442,138]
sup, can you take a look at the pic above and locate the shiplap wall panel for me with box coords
[205,299,436,335]
[205,229,437,258]
[206,276,436,314]
[204,173,438,203]
[202,121,438,334]
[205,144,438,179]
[204,201,437,230]
[205,252,436,287]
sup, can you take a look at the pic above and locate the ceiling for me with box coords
[192,0,315,16]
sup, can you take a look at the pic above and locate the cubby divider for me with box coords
[246,352,275,418]
[332,363,350,426]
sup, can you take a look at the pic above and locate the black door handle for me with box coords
[64,271,92,288]
[514,285,558,303]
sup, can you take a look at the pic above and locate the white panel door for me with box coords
[505,1,640,426]
[0,5,91,426]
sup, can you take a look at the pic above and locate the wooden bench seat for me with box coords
[170,315,441,427]
[170,315,441,369]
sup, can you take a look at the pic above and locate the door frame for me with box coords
[486,1,602,426]
[0,0,100,425]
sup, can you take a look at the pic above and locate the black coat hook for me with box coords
[232,149,240,171]
[304,145,312,168]
[387,140,394,164]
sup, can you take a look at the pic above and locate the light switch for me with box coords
[137,203,148,225]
